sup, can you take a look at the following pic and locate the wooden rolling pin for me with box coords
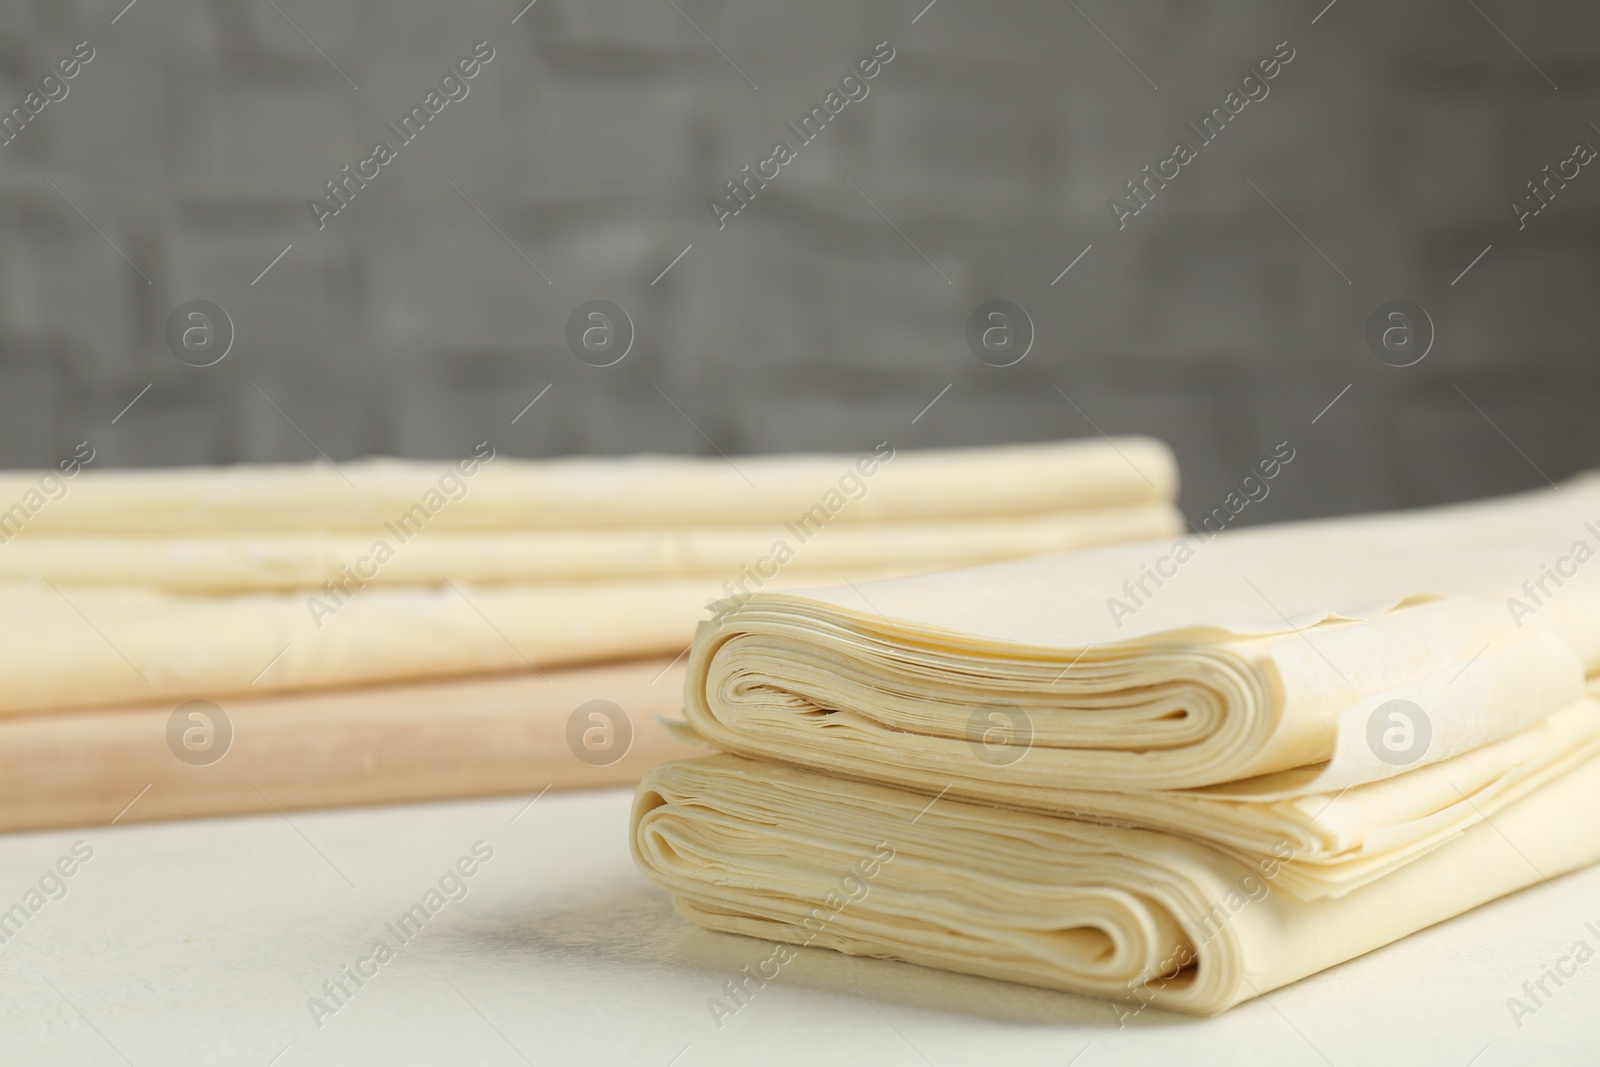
[0,658,705,833]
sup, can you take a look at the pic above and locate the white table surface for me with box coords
[1,785,1595,1066]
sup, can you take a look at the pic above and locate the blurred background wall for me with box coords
[0,0,1594,525]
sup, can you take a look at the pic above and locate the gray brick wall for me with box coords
[1,0,1595,526]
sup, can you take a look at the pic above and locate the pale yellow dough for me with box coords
[0,438,1176,534]
[681,477,1600,799]
[644,476,1600,1013]
[0,504,1177,593]
[0,578,715,714]
[633,747,1600,1015]
[0,438,1180,712]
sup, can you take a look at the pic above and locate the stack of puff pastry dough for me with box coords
[0,438,1178,714]
[633,476,1600,1014]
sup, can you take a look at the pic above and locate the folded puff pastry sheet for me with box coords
[0,504,1178,593]
[0,438,1176,535]
[0,438,1179,712]
[681,478,1600,802]
[632,748,1600,1015]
